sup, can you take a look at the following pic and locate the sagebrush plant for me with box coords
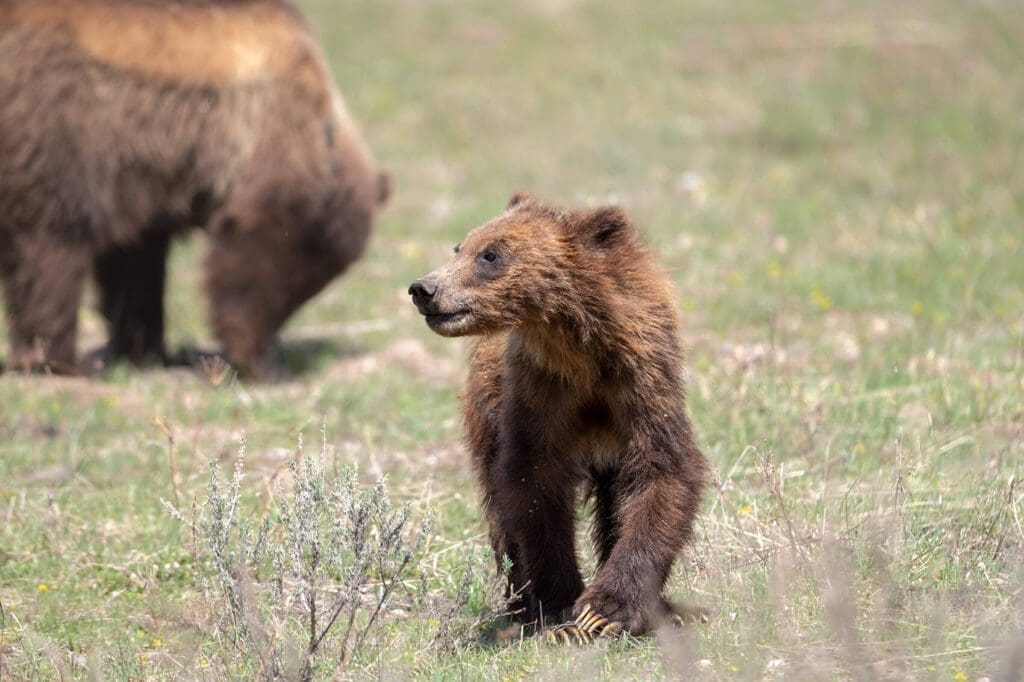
[163,432,433,680]
[431,550,519,653]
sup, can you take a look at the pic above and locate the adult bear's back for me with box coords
[0,0,378,247]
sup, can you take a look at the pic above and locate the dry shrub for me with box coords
[163,434,433,680]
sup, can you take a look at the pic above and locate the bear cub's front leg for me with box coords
[490,435,585,626]
[550,464,704,641]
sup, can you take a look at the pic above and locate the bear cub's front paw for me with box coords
[574,589,646,635]
[545,603,624,644]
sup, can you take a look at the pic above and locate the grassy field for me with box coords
[2,0,1024,678]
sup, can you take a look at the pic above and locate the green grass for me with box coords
[2,0,1024,678]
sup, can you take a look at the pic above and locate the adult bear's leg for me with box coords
[94,230,170,365]
[2,236,89,373]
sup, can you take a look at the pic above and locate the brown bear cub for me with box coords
[409,193,708,641]
[0,0,388,376]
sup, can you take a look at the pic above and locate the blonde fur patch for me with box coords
[10,0,317,86]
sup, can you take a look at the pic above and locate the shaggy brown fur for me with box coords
[409,193,708,637]
[0,0,388,376]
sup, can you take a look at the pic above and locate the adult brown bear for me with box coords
[409,193,708,641]
[0,0,389,376]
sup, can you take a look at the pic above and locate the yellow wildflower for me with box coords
[809,288,832,311]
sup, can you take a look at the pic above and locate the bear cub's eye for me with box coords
[453,243,461,254]
[474,246,503,276]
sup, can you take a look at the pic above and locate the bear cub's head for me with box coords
[409,192,636,337]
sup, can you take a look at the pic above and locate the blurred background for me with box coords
[277,0,1022,379]
[1,0,1022,678]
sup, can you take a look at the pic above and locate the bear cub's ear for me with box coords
[506,190,534,210]
[573,206,632,249]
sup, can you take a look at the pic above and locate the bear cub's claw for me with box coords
[544,604,623,645]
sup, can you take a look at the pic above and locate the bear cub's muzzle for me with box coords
[407,277,438,314]
[408,276,471,331]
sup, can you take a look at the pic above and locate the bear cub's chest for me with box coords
[570,398,622,471]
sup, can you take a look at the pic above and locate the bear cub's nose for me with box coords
[408,278,438,309]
